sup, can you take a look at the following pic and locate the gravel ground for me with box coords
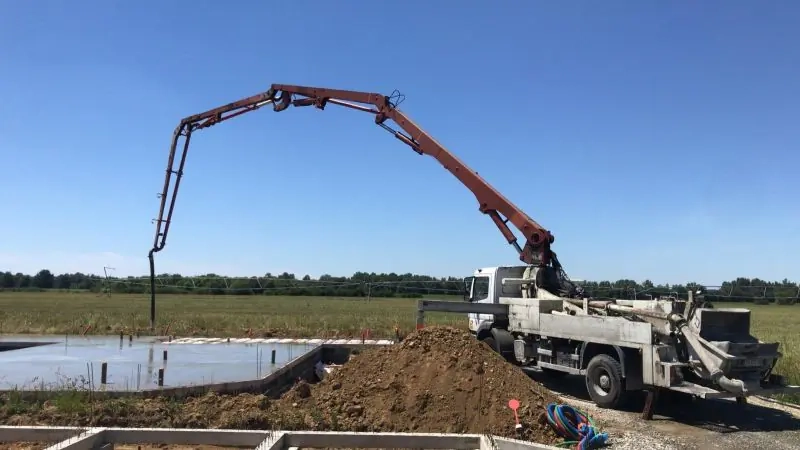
[529,372,800,450]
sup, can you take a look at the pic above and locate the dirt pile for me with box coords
[278,326,564,443]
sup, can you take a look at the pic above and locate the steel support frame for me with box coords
[416,299,510,329]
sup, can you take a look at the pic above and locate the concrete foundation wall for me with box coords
[0,427,562,450]
[0,342,55,352]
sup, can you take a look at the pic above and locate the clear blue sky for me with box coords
[1,1,798,285]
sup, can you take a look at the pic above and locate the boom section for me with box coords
[151,84,555,267]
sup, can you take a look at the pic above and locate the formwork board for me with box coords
[0,427,85,450]
[0,428,561,450]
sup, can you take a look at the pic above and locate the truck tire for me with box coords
[585,354,626,409]
[481,329,517,365]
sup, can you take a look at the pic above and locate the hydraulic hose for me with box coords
[715,372,747,395]
[545,403,608,449]
[672,316,747,396]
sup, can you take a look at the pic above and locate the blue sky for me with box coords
[1,1,798,285]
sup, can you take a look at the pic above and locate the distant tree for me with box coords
[32,269,55,289]
[0,268,797,305]
[1,271,14,288]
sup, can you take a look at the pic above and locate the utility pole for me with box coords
[102,266,116,298]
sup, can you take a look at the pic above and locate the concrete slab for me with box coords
[0,335,316,392]
[165,337,395,346]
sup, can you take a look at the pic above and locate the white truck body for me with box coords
[430,264,800,412]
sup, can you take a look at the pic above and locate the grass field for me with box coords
[1,292,798,401]
[0,291,466,338]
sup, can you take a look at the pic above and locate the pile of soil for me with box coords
[277,326,564,444]
[0,327,567,445]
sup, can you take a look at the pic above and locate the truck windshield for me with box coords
[473,276,490,302]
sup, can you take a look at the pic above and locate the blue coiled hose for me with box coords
[545,403,609,449]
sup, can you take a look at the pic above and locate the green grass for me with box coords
[0,291,465,338]
[0,293,797,402]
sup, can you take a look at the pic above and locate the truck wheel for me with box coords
[481,331,518,365]
[585,354,626,409]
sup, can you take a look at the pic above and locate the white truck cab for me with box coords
[465,265,530,334]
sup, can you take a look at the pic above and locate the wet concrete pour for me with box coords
[0,334,317,392]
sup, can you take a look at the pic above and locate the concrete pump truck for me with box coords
[149,84,799,418]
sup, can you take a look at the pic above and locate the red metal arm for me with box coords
[150,84,557,269]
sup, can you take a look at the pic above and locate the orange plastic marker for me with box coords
[508,398,522,430]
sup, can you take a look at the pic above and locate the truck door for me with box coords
[467,275,493,332]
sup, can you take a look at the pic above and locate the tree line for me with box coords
[1,269,798,304]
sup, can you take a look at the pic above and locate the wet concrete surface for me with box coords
[527,371,800,449]
[0,335,316,391]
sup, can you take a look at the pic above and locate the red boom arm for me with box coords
[149,84,559,273]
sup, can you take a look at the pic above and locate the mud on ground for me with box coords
[0,327,571,447]
[0,443,51,450]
